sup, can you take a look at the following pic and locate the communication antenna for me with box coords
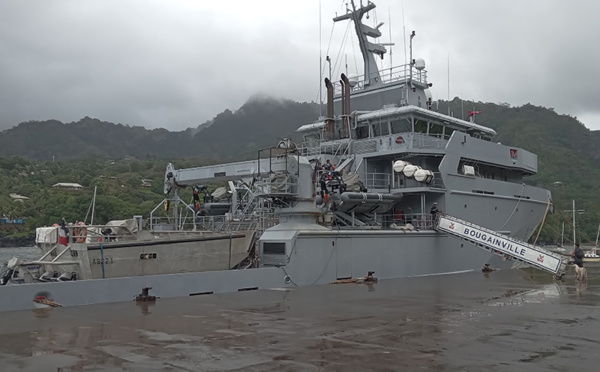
[345,54,348,77]
[319,0,323,116]
[388,6,392,77]
[407,30,415,104]
[447,53,450,115]
[402,2,407,104]
[402,1,407,65]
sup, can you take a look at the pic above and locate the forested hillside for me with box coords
[0,96,320,162]
[1,96,599,246]
[0,157,203,245]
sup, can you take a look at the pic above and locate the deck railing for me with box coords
[358,171,445,191]
[381,212,436,230]
[332,64,428,95]
[150,213,278,236]
[333,212,436,231]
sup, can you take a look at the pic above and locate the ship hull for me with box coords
[0,230,515,313]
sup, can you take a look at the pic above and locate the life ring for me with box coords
[74,222,87,243]
[395,136,404,144]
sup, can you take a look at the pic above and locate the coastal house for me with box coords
[9,193,30,202]
[52,183,84,191]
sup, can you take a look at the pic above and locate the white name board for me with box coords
[438,216,561,274]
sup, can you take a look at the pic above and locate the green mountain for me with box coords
[0,96,599,245]
[0,96,320,162]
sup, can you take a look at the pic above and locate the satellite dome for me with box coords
[414,58,426,71]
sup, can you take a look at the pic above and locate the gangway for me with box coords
[435,214,567,277]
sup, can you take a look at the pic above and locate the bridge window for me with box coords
[372,121,389,136]
[429,123,444,136]
[356,125,369,139]
[391,119,411,134]
[414,120,427,134]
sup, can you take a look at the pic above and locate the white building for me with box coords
[52,183,84,191]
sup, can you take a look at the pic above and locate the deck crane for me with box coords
[161,142,303,227]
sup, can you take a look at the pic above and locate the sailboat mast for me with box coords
[572,200,576,246]
[91,185,97,225]
[596,223,600,247]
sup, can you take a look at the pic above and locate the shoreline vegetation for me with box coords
[0,233,35,248]
[1,99,600,245]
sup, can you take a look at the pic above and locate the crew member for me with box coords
[430,202,439,215]
[571,243,584,268]
[319,173,329,203]
[193,186,201,212]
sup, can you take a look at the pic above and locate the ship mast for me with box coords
[333,0,386,86]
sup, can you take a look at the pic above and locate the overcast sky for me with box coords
[1,0,599,132]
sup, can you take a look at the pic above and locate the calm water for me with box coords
[0,263,599,371]
[0,246,40,264]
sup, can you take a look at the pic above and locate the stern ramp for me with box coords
[436,214,567,277]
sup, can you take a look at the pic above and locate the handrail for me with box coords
[332,212,436,231]
[301,130,450,158]
[360,172,392,190]
[51,245,72,262]
[332,63,428,95]
[150,213,278,236]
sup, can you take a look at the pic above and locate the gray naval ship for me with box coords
[0,0,563,312]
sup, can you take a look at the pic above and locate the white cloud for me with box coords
[0,0,599,131]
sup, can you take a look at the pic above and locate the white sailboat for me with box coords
[569,200,599,262]
[585,222,600,262]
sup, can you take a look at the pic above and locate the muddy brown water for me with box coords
[0,264,599,371]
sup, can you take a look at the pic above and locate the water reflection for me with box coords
[32,308,53,319]
[136,301,155,315]
[0,263,597,371]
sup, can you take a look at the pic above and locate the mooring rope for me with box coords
[533,198,552,245]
